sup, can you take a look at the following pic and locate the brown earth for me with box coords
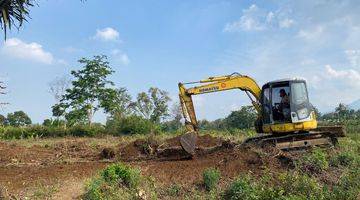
[0,135,296,199]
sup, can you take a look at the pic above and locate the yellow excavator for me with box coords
[178,73,345,155]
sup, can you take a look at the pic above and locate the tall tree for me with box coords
[6,110,31,126]
[100,87,133,118]
[0,0,34,39]
[335,103,349,119]
[134,87,171,123]
[224,106,257,129]
[52,55,118,125]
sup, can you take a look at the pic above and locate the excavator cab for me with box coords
[260,79,317,134]
[261,79,313,123]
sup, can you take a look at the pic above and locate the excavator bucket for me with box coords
[180,132,197,155]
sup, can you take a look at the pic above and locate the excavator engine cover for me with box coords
[180,132,197,155]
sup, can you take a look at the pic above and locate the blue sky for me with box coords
[1,0,360,123]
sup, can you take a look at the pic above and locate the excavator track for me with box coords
[243,126,345,150]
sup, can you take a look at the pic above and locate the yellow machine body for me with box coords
[178,73,317,135]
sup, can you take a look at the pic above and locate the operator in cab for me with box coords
[279,89,291,121]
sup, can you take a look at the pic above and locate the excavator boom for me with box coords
[178,73,262,154]
[179,73,261,133]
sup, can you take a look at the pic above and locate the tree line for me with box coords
[1,55,359,136]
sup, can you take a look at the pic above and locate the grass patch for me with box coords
[83,163,157,200]
[203,168,221,191]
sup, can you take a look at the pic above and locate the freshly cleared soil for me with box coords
[0,135,296,198]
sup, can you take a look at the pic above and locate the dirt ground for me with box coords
[0,135,295,199]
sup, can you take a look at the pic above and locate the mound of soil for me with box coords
[118,134,225,161]
[117,134,298,185]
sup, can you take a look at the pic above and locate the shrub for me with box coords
[107,115,155,135]
[84,163,157,200]
[299,148,329,173]
[101,163,141,189]
[69,124,105,137]
[203,168,221,191]
[222,176,259,200]
[0,126,31,139]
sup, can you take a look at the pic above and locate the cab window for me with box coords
[261,87,271,124]
[271,83,291,122]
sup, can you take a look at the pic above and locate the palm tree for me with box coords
[0,0,34,39]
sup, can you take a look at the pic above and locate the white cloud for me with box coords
[223,4,295,32]
[1,38,54,64]
[266,12,275,23]
[325,65,360,84]
[93,27,120,42]
[224,4,266,32]
[220,1,360,111]
[279,18,294,28]
[297,25,324,41]
[345,49,360,67]
[63,46,84,53]
[111,49,130,65]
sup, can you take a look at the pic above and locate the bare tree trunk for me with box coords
[0,82,8,107]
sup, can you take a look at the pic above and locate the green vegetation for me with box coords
[83,163,157,200]
[298,148,329,173]
[0,124,106,139]
[4,111,32,127]
[203,168,221,191]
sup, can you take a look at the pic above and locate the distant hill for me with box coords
[349,99,360,110]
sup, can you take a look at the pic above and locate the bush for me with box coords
[84,163,157,200]
[222,176,259,200]
[203,168,221,191]
[0,124,106,139]
[69,124,105,137]
[101,163,141,189]
[106,115,155,135]
[0,126,41,139]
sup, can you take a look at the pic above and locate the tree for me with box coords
[6,110,31,126]
[48,76,71,103]
[0,114,6,126]
[133,87,171,123]
[100,87,133,118]
[52,55,118,125]
[224,106,257,129]
[0,0,34,39]
[313,106,322,120]
[335,103,349,119]
[161,102,183,131]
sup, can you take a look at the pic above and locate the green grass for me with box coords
[203,168,221,191]
[83,163,157,200]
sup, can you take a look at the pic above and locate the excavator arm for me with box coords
[179,73,262,132]
[178,73,262,154]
